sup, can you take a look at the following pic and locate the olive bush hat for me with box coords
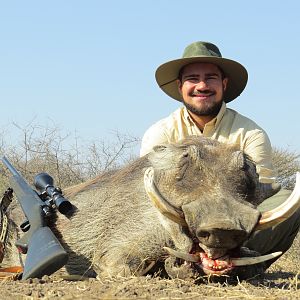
[155,41,248,103]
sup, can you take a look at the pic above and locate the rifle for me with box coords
[1,156,72,280]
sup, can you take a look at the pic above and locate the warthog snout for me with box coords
[196,226,248,248]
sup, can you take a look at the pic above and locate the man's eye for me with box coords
[185,77,198,82]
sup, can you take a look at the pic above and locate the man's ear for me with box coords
[176,79,183,95]
[223,77,228,91]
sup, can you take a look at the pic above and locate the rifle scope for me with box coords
[34,173,72,215]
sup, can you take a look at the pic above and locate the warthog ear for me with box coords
[148,144,175,170]
[149,143,191,173]
[230,151,246,170]
[230,151,258,176]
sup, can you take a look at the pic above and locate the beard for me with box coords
[183,99,223,117]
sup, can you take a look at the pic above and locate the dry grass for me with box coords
[0,210,299,299]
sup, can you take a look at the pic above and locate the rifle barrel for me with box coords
[1,156,21,177]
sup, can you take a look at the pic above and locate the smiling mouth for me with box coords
[192,90,215,97]
[191,93,215,100]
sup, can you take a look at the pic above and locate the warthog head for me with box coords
[144,137,300,277]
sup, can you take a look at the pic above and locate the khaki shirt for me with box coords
[140,102,276,183]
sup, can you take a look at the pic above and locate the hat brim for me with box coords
[155,56,248,103]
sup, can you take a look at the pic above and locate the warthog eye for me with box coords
[197,230,210,239]
[182,151,189,158]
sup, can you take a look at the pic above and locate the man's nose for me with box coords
[195,80,208,90]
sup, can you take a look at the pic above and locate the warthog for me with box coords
[4,136,300,279]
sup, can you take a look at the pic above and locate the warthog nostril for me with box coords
[197,227,248,249]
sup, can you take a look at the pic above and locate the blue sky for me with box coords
[0,1,299,154]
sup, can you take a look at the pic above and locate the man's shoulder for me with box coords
[140,107,184,156]
[225,107,265,132]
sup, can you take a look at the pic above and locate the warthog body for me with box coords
[5,136,291,279]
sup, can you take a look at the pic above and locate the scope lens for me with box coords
[55,196,73,215]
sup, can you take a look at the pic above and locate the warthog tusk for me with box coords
[163,247,200,262]
[164,246,282,267]
[144,167,187,226]
[255,172,300,231]
[231,251,282,266]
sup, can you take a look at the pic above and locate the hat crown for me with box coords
[182,41,222,59]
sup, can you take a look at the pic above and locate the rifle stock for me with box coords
[1,156,69,280]
[22,227,68,279]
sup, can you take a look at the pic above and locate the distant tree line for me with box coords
[0,122,298,193]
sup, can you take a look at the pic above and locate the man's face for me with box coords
[177,63,228,117]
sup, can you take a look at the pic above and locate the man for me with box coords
[141,41,300,271]
[141,41,275,184]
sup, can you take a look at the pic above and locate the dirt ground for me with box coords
[1,233,300,300]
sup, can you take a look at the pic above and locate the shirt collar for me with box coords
[182,101,227,129]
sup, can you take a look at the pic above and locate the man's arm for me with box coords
[243,129,277,184]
